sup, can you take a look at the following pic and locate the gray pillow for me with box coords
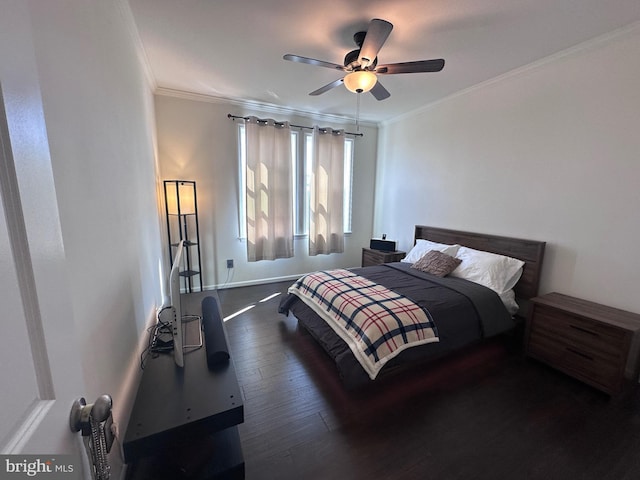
[411,250,462,277]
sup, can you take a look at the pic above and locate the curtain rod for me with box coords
[227,114,364,137]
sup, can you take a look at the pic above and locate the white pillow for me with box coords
[401,239,460,263]
[450,246,525,294]
[499,289,519,315]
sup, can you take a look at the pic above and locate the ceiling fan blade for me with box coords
[358,19,393,69]
[309,78,344,96]
[376,59,445,75]
[283,54,345,71]
[370,80,390,101]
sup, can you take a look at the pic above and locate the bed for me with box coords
[278,225,546,388]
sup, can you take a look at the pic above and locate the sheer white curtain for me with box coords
[244,116,294,261]
[309,126,345,256]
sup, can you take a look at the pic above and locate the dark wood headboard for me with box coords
[414,225,546,301]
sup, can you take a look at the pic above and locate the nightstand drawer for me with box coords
[531,305,626,359]
[361,248,405,267]
[527,333,622,392]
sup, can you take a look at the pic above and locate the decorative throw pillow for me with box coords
[411,250,462,277]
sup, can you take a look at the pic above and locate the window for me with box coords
[237,124,246,239]
[343,137,354,234]
[237,124,354,238]
[303,133,353,234]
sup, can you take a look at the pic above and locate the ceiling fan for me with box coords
[283,18,445,101]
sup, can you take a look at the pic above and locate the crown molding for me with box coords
[155,87,378,129]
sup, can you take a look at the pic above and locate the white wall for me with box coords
[155,93,378,289]
[375,24,640,314]
[10,0,163,470]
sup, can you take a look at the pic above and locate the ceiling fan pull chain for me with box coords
[356,92,361,132]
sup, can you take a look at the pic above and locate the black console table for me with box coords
[124,294,244,479]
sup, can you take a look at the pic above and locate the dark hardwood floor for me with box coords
[187,283,640,480]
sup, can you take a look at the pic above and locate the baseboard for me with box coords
[205,273,302,291]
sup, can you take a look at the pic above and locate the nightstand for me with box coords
[361,248,406,267]
[525,292,640,395]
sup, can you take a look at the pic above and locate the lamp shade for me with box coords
[343,71,377,93]
[165,181,196,215]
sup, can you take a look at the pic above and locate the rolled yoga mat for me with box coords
[201,296,230,368]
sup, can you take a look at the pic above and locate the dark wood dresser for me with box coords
[525,292,640,396]
[361,247,406,267]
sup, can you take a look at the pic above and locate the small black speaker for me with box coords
[370,239,397,252]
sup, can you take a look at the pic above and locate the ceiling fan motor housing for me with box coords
[344,48,377,70]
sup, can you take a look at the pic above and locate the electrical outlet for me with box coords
[226,259,234,269]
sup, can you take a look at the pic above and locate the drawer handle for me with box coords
[569,324,599,337]
[566,347,594,361]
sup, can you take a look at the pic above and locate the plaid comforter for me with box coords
[288,269,439,379]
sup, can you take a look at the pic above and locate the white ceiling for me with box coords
[127,0,640,124]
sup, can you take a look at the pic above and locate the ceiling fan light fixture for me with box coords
[343,70,377,93]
